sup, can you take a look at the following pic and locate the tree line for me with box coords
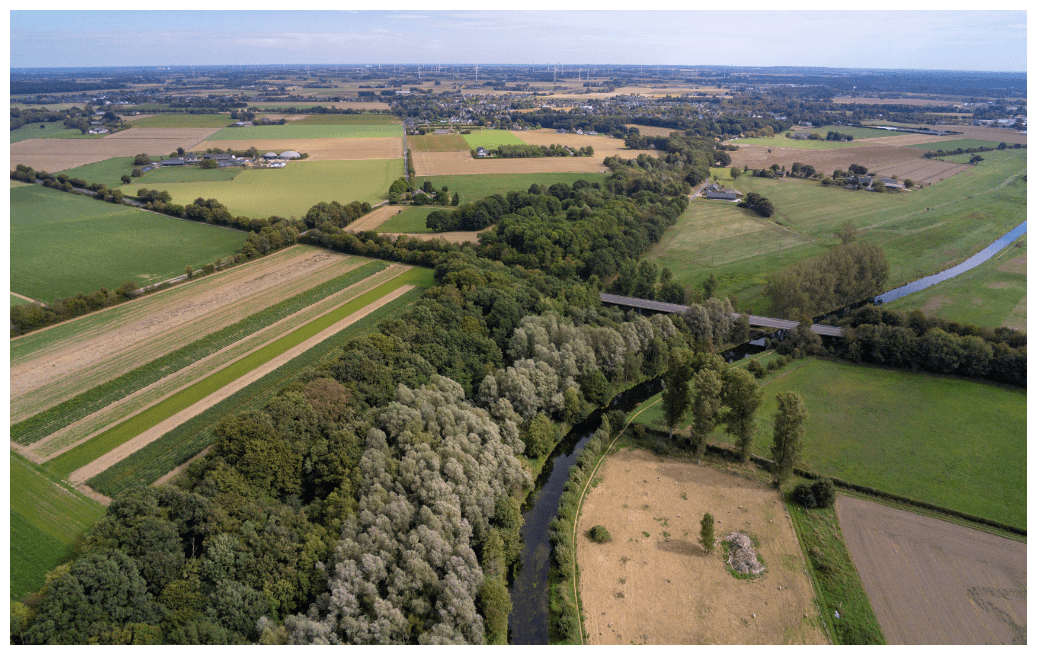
[486,143,594,158]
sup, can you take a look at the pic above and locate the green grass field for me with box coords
[10,121,101,143]
[633,357,1026,528]
[56,156,157,186]
[411,133,470,151]
[205,124,402,140]
[11,185,246,302]
[649,148,1027,314]
[11,294,35,306]
[461,130,527,149]
[128,114,234,128]
[883,236,1026,329]
[729,136,861,150]
[375,206,444,233]
[909,139,1005,151]
[46,267,434,479]
[415,172,609,204]
[10,452,106,600]
[87,286,426,498]
[139,166,243,184]
[293,113,399,125]
[809,125,908,139]
[123,159,402,218]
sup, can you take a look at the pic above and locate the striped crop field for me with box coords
[12,261,389,449]
[45,266,432,479]
[87,286,426,497]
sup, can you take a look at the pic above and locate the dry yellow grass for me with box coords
[625,124,680,137]
[10,128,220,171]
[412,150,611,176]
[201,137,403,160]
[513,128,666,159]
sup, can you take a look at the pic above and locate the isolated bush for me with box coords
[792,478,836,509]
[747,359,765,378]
[699,513,715,552]
[588,525,611,543]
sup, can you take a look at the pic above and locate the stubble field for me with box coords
[514,128,667,159]
[10,127,220,171]
[200,137,403,160]
[577,448,826,645]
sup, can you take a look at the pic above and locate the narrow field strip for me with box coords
[47,267,421,480]
[17,261,391,451]
[12,249,361,418]
[87,286,424,498]
[32,264,403,460]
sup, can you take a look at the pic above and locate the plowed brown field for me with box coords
[11,247,360,420]
[10,127,220,171]
[836,496,1026,645]
[934,124,1028,145]
[856,134,968,147]
[413,150,610,176]
[729,143,939,180]
[201,137,403,160]
[343,205,398,232]
[869,159,975,185]
[514,128,665,159]
[578,449,826,645]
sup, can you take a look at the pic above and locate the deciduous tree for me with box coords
[771,391,807,484]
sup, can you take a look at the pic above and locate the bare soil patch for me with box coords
[379,229,487,244]
[727,143,972,183]
[10,127,220,171]
[345,205,400,232]
[11,248,359,420]
[920,296,952,315]
[869,158,974,185]
[67,281,414,484]
[514,128,665,159]
[412,150,610,176]
[997,253,1026,275]
[855,134,967,147]
[577,449,826,645]
[935,124,1027,145]
[836,496,1026,644]
[201,137,402,160]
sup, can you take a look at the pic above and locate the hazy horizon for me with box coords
[10,10,1027,73]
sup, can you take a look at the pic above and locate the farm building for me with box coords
[476,148,488,158]
[705,191,739,201]
[263,152,279,159]
[218,160,246,168]
[160,158,186,166]
[878,177,904,189]
[279,151,301,159]
[203,153,236,161]
[434,129,450,135]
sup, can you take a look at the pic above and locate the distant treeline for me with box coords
[922,142,1025,159]
[12,80,128,94]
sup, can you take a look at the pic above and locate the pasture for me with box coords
[10,121,100,143]
[650,148,1026,312]
[374,206,443,233]
[460,129,527,149]
[410,133,470,152]
[413,150,608,176]
[836,496,1026,644]
[140,165,243,184]
[514,128,665,159]
[908,139,1005,151]
[728,142,931,182]
[10,185,245,303]
[246,101,395,111]
[805,125,911,140]
[201,137,402,160]
[10,452,106,600]
[729,136,861,150]
[59,156,157,187]
[127,114,235,128]
[205,124,403,140]
[578,448,826,644]
[122,158,402,218]
[883,236,1026,330]
[293,113,399,125]
[415,171,609,203]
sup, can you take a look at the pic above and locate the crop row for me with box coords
[13,260,388,446]
[87,287,424,497]
[46,269,420,478]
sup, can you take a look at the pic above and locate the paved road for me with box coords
[599,293,844,337]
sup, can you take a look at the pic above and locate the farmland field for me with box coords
[908,138,1005,151]
[836,496,1026,644]
[635,357,1026,529]
[460,129,527,149]
[578,448,826,644]
[205,124,403,140]
[246,101,395,111]
[10,452,106,600]
[127,114,235,128]
[729,136,862,150]
[649,148,1026,312]
[728,142,933,181]
[87,285,427,497]
[10,127,219,171]
[410,133,470,151]
[414,171,610,203]
[883,236,1026,329]
[44,266,423,480]
[934,124,1027,145]
[625,124,678,137]
[413,150,609,176]
[374,206,443,233]
[10,121,101,143]
[293,113,399,125]
[514,128,666,159]
[122,158,402,217]
[54,156,147,187]
[803,125,913,140]
[201,137,402,160]
[139,165,243,184]
[10,184,245,303]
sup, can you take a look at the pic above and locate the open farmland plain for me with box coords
[649,148,1026,312]
[10,121,102,143]
[514,128,667,159]
[373,206,441,233]
[293,113,399,125]
[414,171,609,203]
[126,114,236,128]
[200,137,402,160]
[10,184,245,303]
[935,124,1028,145]
[121,158,402,217]
[58,156,162,187]
[410,133,470,151]
[245,101,395,111]
[10,127,219,171]
[836,496,1026,644]
[460,129,527,149]
[577,448,826,645]
[413,150,609,175]
[205,123,403,140]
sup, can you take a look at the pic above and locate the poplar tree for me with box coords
[771,391,808,483]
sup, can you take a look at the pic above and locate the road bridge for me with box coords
[599,293,844,337]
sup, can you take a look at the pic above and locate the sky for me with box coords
[8,9,1028,72]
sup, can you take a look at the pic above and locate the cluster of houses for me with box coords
[556,128,597,135]
[844,175,904,190]
[702,183,741,201]
[154,151,302,170]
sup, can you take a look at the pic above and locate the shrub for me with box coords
[747,359,765,378]
[699,512,715,552]
[588,525,611,543]
[792,478,836,509]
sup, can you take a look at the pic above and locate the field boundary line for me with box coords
[571,396,662,645]
[33,264,405,462]
[65,280,414,484]
[152,446,212,488]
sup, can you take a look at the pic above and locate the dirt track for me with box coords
[836,496,1026,644]
[578,449,826,645]
[67,279,414,484]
